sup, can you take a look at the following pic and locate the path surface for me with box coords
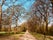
[18,30,37,40]
[0,31,37,40]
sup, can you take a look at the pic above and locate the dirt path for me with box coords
[18,30,37,40]
[0,31,37,40]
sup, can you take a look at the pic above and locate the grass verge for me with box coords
[30,32,53,40]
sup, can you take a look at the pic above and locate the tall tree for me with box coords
[32,0,52,34]
[0,0,5,31]
[0,5,2,31]
[31,0,52,40]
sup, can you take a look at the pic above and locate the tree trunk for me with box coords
[46,21,48,34]
[46,12,48,34]
[0,5,2,31]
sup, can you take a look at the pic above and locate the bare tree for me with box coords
[0,2,1,31]
[0,0,5,31]
[31,0,52,40]
[32,0,52,34]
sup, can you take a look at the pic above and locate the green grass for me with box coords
[30,32,53,40]
[16,32,25,34]
[0,32,8,36]
[0,31,25,36]
[0,32,25,40]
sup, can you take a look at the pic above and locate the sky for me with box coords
[0,0,36,27]
[1,0,35,11]
[0,0,53,27]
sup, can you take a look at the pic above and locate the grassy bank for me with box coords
[30,32,53,40]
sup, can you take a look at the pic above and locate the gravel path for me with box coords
[18,31,37,40]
